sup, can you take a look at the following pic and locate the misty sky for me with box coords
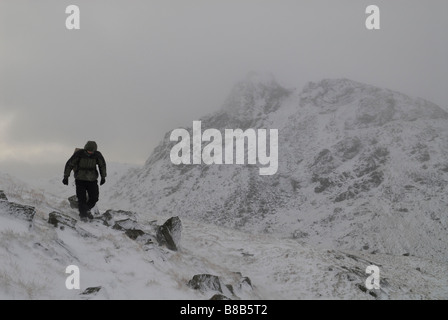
[1,0,447,179]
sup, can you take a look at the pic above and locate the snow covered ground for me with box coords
[0,173,447,300]
[1,77,448,300]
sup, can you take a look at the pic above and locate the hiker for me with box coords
[62,141,107,221]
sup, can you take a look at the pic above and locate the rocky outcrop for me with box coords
[47,208,181,251]
[187,273,253,300]
[102,209,133,223]
[0,197,35,224]
[0,190,8,201]
[48,211,77,229]
[188,274,222,293]
[156,216,182,251]
[81,286,102,295]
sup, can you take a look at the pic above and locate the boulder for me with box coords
[0,200,35,223]
[81,286,102,296]
[104,213,155,245]
[0,190,8,201]
[188,274,223,293]
[239,276,252,290]
[188,273,253,299]
[68,195,79,209]
[48,211,77,229]
[98,209,137,227]
[156,216,182,251]
[124,229,146,240]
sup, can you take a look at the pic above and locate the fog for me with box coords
[1,0,447,179]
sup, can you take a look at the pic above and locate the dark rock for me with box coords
[239,276,252,289]
[48,211,77,229]
[225,284,235,295]
[0,190,8,201]
[356,283,368,293]
[0,200,35,222]
[124,229,145,240]
[210,294,231,300]
[98,209,137,227]
[188,274,222,293]
[81,286,102,295]
[292,230,309,239]
[156,216,182,251]
[68,195,79,209]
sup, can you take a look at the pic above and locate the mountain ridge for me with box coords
[110,76,448,262]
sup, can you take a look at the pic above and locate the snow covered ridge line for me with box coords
[170,121,278,176]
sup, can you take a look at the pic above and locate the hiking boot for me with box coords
[86,211,94,220]
[80,215,88,222]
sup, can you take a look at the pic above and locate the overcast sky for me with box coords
[1,0,447,179]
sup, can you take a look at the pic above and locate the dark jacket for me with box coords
[64,149,107,182]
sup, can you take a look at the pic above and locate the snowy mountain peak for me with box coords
[111,76,448,263]
[219,72,291,124]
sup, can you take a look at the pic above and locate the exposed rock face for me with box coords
[112,76,448,261]
[47,208,180,251]
[98,209,137,227]
[0,199,35,223]
[187,273,254,300]
[188,274,222,293]
[48,211,77,229]
[156,216,182,251]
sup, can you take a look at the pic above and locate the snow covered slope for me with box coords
[0,187,447,300]
[1,75,447,300]
[110,76,448,262]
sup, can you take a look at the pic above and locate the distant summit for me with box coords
[111,76,448,261]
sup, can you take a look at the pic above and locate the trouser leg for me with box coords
[86,181,99,211]
[75,180,88,217]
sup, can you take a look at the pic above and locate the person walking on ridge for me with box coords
[63,141,107,221]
